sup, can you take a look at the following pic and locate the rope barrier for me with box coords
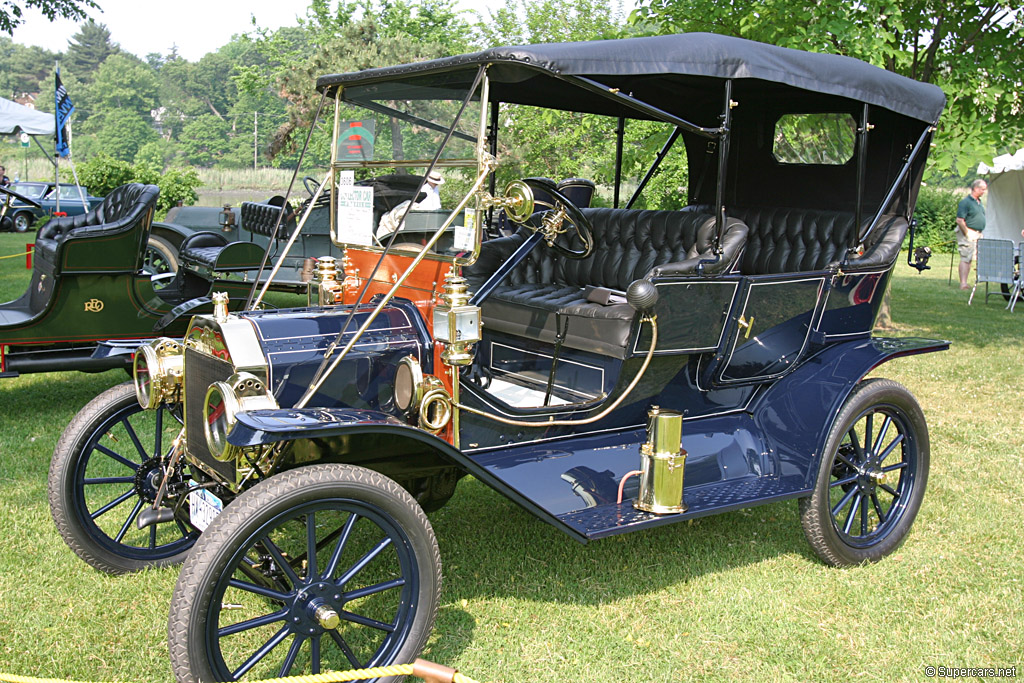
[0,660,481,683]
[0,248,33,261]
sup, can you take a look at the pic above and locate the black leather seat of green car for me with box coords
[34,183,160,268]
[177,199,291,272]
[465,207,748,357]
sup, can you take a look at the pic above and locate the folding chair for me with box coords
[968,238,1016,306]
[1010,242,1024,312]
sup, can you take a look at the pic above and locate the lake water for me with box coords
[195,188,290,208]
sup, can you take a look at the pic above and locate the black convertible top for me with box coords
[317,33,945,124]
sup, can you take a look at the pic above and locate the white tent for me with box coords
[0,97,54,136]
[978,149,1024,244]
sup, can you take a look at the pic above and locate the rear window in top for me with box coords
[773,113,856,165]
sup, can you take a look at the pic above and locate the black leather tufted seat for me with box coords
[178,199,293,272]
[465,208,749,357]
[240,197,296,240]
[34,183,160,274]
[685,205,909,275]
[179,231,266,272]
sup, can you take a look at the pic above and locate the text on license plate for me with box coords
[189,488,223,532]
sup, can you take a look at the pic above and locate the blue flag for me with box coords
[55,70,75,158]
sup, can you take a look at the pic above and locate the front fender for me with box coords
[751,336,948,491]
[228,407,464,458]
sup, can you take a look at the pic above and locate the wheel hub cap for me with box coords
[290,582,344,634]
[314,604,341,630]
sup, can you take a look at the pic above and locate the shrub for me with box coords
[63,154,202,215]
[914,185,960,253]
[70,154,135,196]
[155,167,201,213]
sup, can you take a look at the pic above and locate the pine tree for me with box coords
[64,20,118,83]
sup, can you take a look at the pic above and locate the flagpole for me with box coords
[68,120,88,210]
[54,62,60,214]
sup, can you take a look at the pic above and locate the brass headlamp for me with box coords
[203,372,279,462]
[133,337,184,410]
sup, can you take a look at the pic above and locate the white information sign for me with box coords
[454,209,476,252]
[337,170,355,186]
[336,185,375,246]
[189,488,224,532]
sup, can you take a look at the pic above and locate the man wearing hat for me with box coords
[418,170,443,210]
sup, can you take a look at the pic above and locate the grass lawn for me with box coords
[0,233,1021,682]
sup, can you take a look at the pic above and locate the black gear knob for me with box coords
[627,279,659,313]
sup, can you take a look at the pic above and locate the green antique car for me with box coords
[0,182,265,377]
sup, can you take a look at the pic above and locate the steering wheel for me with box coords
[0,184,42,209]
[303,176,323,197]
[517,177,594,259]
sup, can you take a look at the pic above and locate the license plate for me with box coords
[189,488,224,532]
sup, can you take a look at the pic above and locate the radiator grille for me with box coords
[184,346,236,482]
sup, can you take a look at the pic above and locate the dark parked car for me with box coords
[1,181,103,232]
[49,33,946,682]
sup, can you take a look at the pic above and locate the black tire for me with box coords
[800,378,929,566]
[12,212,33,232]
[168,463,441,683]
[48,382,198,574]
[145,235,180,289]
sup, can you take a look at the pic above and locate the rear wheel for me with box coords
[48,382,198,574]
[145,235,180,289]
[12,212,33,232]
[168,463,441,683]
[800,378,929,566]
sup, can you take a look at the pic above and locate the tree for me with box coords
[475,0,626,45]
[64,20,118,83]
[631,0,1024,175]
[0,0,98,35]
[88,53,159,114]
[246,0,474,161]
[88,108,157,161]
[0,37,58,97]
[473,0,690,209]
[178,114,231,167]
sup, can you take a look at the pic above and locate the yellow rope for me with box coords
[0,248,33,261]
[0,665,481,683]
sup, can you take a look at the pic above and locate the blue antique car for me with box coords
[1,181,103,232]
[48,33,945,682]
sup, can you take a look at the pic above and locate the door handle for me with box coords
[737,314,755,339]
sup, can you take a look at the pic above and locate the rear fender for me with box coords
[750,336,948,491]
[151,221,195,250]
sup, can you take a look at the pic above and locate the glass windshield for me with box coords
[10,182,46,199]
[329,70,486,263]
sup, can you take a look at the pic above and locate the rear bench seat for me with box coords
[465,207,748,358]
[178,198,292,272]
[690,205,909,274]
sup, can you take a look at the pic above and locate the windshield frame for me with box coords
[327,66,491,267]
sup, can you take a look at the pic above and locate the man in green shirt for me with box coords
[956,178,987,289]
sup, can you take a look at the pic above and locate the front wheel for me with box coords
[168,463,441,683]
[47,382,198,574]
[799,378,929,566]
